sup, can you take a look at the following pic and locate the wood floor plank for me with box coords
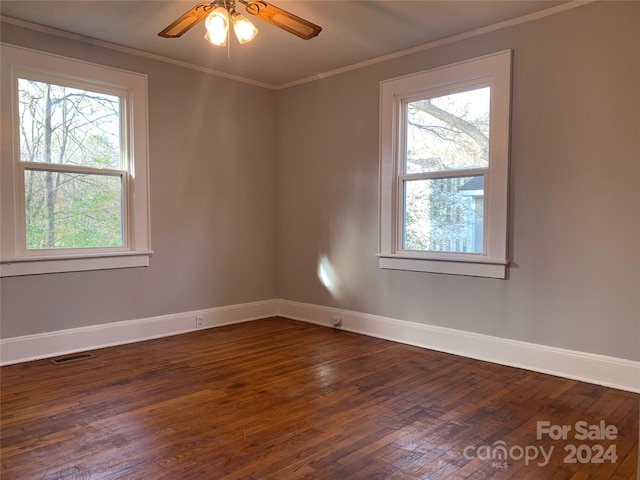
[1,317,637,479]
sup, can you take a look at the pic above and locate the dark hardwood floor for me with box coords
[1,317,638,479]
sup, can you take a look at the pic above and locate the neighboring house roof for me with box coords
[459,176,484,191]
[458,176,484,197]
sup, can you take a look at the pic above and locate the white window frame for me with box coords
[378,50,511,279]
[0,44,151,277]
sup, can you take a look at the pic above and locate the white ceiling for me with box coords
[1,0,570,88]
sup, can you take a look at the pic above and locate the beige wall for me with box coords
[275,1,640,361]
[0,23,278,337]
[1,2,638,361]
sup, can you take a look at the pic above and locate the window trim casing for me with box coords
[0,44,151,277]
[378,50,512,279]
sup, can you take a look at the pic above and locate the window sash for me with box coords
[17,163,130,256]
[399,84,491,176]
[15,70,128,171]
[398,171,487,255]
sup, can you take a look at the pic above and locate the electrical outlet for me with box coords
[196,315,204,329]
[333,316,342,328]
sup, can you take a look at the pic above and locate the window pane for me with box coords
[18,78,121,169]
[403,176,484,253]
[405,87,490,174]
[25,170,123,250]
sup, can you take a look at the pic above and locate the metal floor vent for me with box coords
[49,353,95,365]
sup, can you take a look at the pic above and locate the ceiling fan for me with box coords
[158,0,322,46]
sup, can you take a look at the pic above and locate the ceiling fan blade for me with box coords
[158,2,212,38]
[239,0,321,40]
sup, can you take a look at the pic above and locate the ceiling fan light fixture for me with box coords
[204,7,229,46]
[158,0,322,45]
[232,13,258,44]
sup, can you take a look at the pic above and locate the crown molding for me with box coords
[2,1,595,90]
[0,14,275,90]
[276,1,596,89]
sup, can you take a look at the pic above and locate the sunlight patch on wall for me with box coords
[317,255,341,298]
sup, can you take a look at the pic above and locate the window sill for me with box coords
[0,250,153,277]
[378,254,508,279]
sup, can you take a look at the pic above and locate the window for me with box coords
[379,51,511,278]
[1,45,151,276]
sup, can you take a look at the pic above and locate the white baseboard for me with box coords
[0,299,278,366]
[2,298,637,394]
[276,299,640,394]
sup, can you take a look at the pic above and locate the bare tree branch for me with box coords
[410,100,488,147]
